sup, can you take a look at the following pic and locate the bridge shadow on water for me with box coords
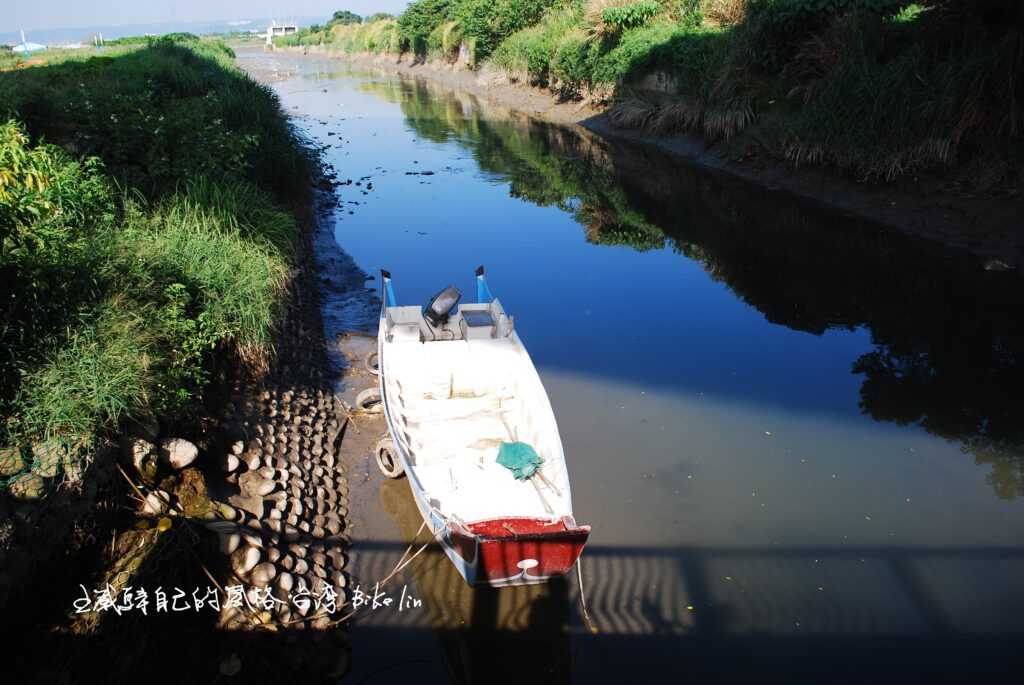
[348,526,1024,684]
[349,540,1024,684]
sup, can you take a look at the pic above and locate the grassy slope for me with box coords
[288,0,1022,189]
[0,37,310,486]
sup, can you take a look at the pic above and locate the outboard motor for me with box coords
[424,285,461,328]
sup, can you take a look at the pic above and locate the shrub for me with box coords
[493,4,586,83]
[552,29,598,88]
[331,18,403,53]
[592,21,687,83]
[743,0,916,70]
[399,0,453,55]
[428,21,465,58]
[0,42,308,483]
[601,1,665,31]
[331,10,363,25]
[701,0,747,25]
[449,0,556,63]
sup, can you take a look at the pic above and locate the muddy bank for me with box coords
[283,46,1023,268]
[0,174,359,684]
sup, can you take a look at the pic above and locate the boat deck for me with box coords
[382,336,571,523]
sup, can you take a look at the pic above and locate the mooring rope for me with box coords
[577,556,598,634]
[311,517,431,629]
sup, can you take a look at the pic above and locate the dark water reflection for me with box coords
[240,50,1024,683]
[362,76,1024,501]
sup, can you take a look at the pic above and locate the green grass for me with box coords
[328,18,404,54]
[331,0,1021,186]
[0,37,309,485]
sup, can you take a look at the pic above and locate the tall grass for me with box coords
[0,38,309,486]
[329,18,404,54]
[280,0,1023,188]
[484,0,1024,185]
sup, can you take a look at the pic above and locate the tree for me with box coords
[331,10,363,25]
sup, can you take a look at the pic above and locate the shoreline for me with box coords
[284,46,1022,269]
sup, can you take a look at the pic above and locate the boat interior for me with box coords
[381,298,572,525]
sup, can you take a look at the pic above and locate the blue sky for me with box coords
[6,1,410,32]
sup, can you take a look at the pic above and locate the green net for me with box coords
[496,441,543,480]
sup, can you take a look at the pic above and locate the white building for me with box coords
[265,21,298,46]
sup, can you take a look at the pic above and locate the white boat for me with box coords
[375,267,590,587]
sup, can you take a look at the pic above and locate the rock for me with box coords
[217,502,237,520]
[243,451,261,470]
[276,571,294,594]
[160,438,198,470]
[9,473,44,500]
[326,548,346,569]
[323,516,343,536]
[274,604,292,623]
[228,493,265,519]
[142,490,170,516]
[173,468,213,518]
[230,440,245,456]
[238,472,275,497]
[240,531,266,549]
[0,446,25,477]
[220,453,240,473]
[31,440,64,478]
[250,562,277,588]
[231,545,261,577]
[219,532,241,554]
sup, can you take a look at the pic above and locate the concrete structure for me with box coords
[265,21,298,47]
[12,41,46,54]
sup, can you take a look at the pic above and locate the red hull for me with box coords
[453,516,590,586]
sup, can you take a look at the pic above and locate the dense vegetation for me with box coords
[284,1,1023,187]
[0,38,309,487]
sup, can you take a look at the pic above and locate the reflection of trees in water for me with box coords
[364,76,1024,499]
[360,78,665,253]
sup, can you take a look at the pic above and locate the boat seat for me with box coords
[407,413,512,466]
[401,394,511,421]
[389,340,516,401]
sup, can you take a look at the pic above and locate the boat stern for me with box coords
[462,516,590,587]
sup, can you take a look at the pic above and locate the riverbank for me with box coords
[284,45,1023,268]
[1,36,359,682]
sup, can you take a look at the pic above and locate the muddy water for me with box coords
[239,49,1024,683]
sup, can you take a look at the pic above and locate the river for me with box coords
[238,48,1024,683]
